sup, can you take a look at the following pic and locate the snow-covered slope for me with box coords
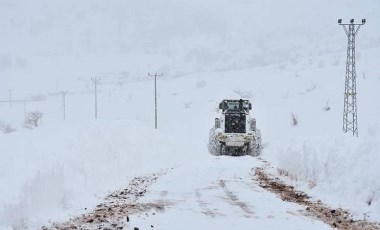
[0,120,189,228]
[1,0,380,229]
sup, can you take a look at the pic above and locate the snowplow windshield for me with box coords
[225,101,240,110]
[222,100,250,112]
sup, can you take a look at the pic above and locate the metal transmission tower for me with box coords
[91,78,101,119]
[338,18,365,137]
[148,73,163,129]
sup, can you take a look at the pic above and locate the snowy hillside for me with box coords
[1,0,380,229]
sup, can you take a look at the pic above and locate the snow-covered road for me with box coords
[127,156,330,230]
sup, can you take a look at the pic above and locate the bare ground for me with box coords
[253,166,380,230]
[42,171,172,230]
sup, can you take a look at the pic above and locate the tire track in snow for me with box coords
[218,179,255,218]
[195,188,224,218]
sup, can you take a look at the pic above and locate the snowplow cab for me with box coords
[219,99,252,112]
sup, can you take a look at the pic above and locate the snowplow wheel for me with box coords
[248,130,262,156]
[208,127,221,156]
[221,144,227,155]
[245,143,251,155]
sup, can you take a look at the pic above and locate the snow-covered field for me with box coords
[1,0,380,229]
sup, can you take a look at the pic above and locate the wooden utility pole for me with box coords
[9,89,12,108]
[61,91,68,120]
[148,73,163,129]
[91,78,101,119]
[23,100,26,123]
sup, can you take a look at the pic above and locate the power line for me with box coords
[0,99,29,103]
[338,18,365,137]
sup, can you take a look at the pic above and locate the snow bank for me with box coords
[265,125,380,221]
[0,120,183,229]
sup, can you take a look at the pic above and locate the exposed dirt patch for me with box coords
[254,167,380,230]
[42,171,173,230]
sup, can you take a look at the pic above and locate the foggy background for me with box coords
[1,0,379,95]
